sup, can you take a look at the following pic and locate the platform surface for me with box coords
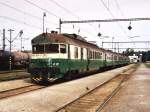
[0,78,32,92]
[102,64,150,112]
[0,65,132,112]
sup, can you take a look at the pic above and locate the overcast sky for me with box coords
[0,0,150,52]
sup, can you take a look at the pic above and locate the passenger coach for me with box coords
[29,31,129,83]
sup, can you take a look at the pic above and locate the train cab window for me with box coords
[33,46,36,52]
[74,47,78,58]
[32,44,59,53]
[60,44,66,53]
[33,45,44,53]
[45,44,59,53]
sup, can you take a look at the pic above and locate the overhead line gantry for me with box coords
[59,17,150,34]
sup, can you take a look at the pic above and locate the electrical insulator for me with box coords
[98,33,102,37]
[128,21,132,30]
[128,25,132,30]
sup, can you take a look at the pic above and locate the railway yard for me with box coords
[0,63,149,112]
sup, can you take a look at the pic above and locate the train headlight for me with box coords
[52,62,59,66]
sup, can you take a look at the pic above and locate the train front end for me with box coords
[29,54,62,83]
[29,33,68,83]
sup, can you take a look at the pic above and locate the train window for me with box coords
[100,53,102,59]
[111,55,113,60]
[81,48,83,60]
[33,45,44,53]
[74,47,78,58]
[95,52,97,59]
[97,52,101,59]
[89,51,92,59]
[93,51,95,59]
[33,46,36,52]
[97,52,99,59]
[45,44,59,53]
[87,48,89,59]
[96,52,99,59]
[60,44,66,53]
[68,45,70,59]
[94,52,96,59]
[92,51,94,59]
[33,44,59,53]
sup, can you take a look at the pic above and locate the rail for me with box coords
[0,84,45,99]
[55,66,136,112]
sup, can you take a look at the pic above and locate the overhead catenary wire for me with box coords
[24,0,61,19]
[0,16,42,30]
[48,0,79,19]
[114,0,125,18]
[0,1,58,26]
[1,0,94,37]
[24,0,89,35]
[98,0,127,36]
[48,0,98,36]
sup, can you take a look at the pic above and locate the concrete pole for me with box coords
[59,19,62,34]
[8,29,14,70]
[43,12,46,33]
[2,29,5,51]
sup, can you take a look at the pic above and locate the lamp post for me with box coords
[43,12,46,33]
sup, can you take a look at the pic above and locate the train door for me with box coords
[81,48,83,60]
[87,48,90,71]
[104,53,107,67]
[68,44,70,59]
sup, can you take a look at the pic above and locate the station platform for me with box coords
[102,64,150,112]
[0,78,32,92]
[0,65,133,112]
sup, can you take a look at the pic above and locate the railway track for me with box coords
[55,67,136,112]
[0,70,30,82]
[0,84,46,99]
[0,70,26,74]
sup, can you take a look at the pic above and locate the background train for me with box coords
[28,31,129,83]
[0,50,31,70]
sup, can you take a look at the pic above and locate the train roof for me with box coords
[32,32,104,51]
[31,32,127,57]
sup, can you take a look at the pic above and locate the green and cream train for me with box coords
[28,32,129,83]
